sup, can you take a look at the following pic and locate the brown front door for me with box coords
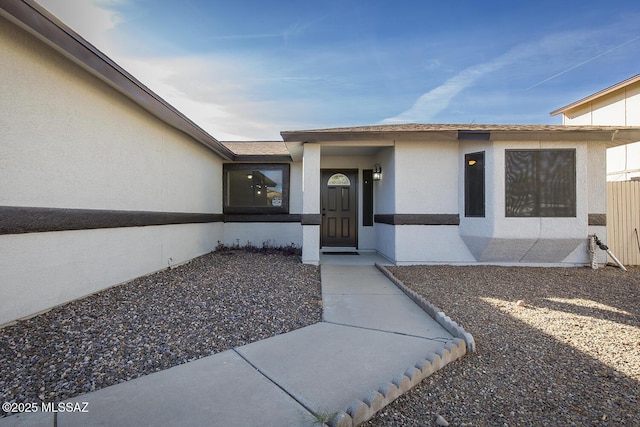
[321,169,358,247]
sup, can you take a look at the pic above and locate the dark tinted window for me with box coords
[223,164,289,214]
[465,152,485,217]
[505,150,575,217]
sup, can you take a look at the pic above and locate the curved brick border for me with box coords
[326,338,468,427]
[317,264,475,427]
[375,263,476,353]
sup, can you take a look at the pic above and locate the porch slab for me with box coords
[321,265,452,338]
[320,251,393,266]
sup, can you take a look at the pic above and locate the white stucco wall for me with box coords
[390,140,475,264]
[0,223,221,325]
[222,223,302,248]
[393,141,459,213]
[301,144,321,264]
[460,140,599,265]
[0,17,224,324]
[373,147,396,260]
[387,138,602,265]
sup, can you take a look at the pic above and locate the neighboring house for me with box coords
[2,1,640,325]
[551,75,640,265]
[551,74,640,181]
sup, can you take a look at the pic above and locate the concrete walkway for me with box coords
[1,259,469,427]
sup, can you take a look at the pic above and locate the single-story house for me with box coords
[2,0,640,325]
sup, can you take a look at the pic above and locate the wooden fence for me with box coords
[606,181,640,266]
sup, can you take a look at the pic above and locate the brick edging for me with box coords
[328,338,467,427]
[374,263,476,353]
[322,264,475,427]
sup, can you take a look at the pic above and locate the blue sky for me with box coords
[38,0,640,140]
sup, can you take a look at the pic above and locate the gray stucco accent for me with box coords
[374,214,460,225]
[0,206,224,235]
[588,213,606,226]
[459,235,493,261]
[300,214,322,225]
[461,235,585,263]
[519,239,585,263]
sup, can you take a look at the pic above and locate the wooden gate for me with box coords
[607,181,640,265]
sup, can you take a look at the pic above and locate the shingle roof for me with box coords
[221,141,289,156]
[281,123,640,146]
[220,141,291,160]
[283,123,629,133]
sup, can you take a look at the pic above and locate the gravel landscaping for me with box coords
[0,249,321,417]
[3,252,638,425]
[366,265,640,426]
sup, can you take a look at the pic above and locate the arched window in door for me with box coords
[327,173,351,186]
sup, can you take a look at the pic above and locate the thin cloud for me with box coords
[381,28,623,124]
[208,19,322,42]
[382,43,529,124]
[38,0,123,55]
[207,33,282,41]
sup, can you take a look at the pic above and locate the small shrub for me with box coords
[215,240,302,256]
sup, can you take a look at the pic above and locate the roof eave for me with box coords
[1,0,235,160]
[280,130,459,142]
[282,126,640,148]
[550,74,640,117]
[231,155,293,162]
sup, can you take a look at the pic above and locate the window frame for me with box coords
[504,149,576,218]
[465,151,485,217]
[223,163,290,214]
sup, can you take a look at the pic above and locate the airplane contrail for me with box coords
[527,34,640,89]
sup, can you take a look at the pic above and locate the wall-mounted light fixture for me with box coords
[373,163,382,181]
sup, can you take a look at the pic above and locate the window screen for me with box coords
[505,150,576,217]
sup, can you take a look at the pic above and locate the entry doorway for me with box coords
[321,169,358,248]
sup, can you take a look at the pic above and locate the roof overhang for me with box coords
[1,0,235,160]
[550,74,640,117]
[281,124,640,149]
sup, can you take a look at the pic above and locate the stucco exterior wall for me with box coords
[0,17,223,324]
[374,147,395,259]
[222,223,302,248]
[393,141,459,213]
[459,140,599,265]
[374,147,396,214]
[390,140,474,264]
[301,144,321,264]
[385,138,601,265]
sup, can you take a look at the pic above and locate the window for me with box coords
[223,164,290,214]
[327,173,351,186]
[465,152,485,217]
[505,150,576,217]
